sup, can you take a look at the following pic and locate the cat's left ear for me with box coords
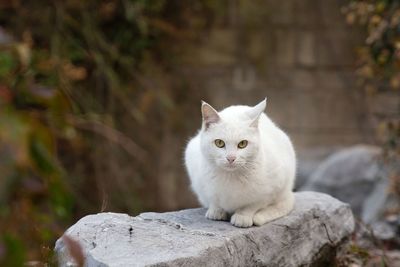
[247,98,267,127]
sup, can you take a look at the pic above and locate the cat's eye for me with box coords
[238,140,248,149]
[214,139,225,148]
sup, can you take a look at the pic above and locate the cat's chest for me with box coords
[206,172,266,211]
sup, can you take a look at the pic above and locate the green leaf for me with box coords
[29,136,58,175]
[49,176,73,220]
[1,234,26,267]
[0,51,16,78]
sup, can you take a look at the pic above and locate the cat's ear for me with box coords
[201,101,220,129]
[248,98,267,127]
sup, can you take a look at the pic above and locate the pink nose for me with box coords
[226,155,236,164]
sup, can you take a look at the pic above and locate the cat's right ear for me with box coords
[201,101,220,129]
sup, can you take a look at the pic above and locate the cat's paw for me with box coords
[253,210,280,226]
[206,208,228,221]
[252,213,271,226]
[230,213,253,228]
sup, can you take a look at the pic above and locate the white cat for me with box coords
[184,98,296,227]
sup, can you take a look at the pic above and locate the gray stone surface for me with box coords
[55,192,354,267]
[301,145,387,222]
[295,147,339,190]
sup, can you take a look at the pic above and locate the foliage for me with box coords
[341,1,400,264]
[343,0,400,199]
[0,36,73,266]
[343,0,400,91]
[336,221,400,267]
[0,0,220,265]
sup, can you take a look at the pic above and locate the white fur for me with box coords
[184,99,296,227]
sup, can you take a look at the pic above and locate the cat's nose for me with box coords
[226,155,236,164]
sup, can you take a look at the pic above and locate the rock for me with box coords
[370,221,397,241]
[300,145,388,223]
[295,147,339,190]
[296,159,321,189]
[370,215,400,247]
[55,192,354,267]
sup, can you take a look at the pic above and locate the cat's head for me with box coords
[199,98,267,171]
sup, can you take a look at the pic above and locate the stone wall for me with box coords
[178,0,370,149]
[155,0,373,210]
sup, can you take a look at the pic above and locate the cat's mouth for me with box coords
[220,163,240,171]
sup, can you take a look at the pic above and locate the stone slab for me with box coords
[55,192,354,267]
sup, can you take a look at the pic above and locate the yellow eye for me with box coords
[214,139,225,148]
[238,140,248,149]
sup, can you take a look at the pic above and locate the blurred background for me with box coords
[0,0,399,266]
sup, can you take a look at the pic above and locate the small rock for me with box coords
[371,221,397,241]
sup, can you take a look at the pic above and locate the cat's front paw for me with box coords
[230,213,253,228]
[253,209,281,226]
[252,213,272,226]
[206,207,228,221]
